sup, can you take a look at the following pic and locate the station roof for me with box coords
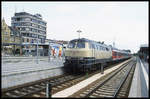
[140,44,148,48]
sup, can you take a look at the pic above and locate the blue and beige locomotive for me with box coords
[64,38,131,73]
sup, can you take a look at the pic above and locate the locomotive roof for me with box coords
[70,38,109,48]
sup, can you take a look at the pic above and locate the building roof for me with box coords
[14,12,46,22]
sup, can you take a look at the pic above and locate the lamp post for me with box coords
[36,35,38,64]
[48,42,51,62]
[77,30,82,39]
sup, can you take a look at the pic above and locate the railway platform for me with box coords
[2,56,65,89]
[129,57,149,97]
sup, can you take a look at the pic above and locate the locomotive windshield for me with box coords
[67,40,85,48]
[67,41,76,48]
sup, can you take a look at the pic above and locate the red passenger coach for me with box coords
[112,49,131,61]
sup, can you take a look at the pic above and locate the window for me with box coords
[68,40,85,48]
[29,33,32,37]
[68,41,76,48]
[27,38,29,42]
[92,44,95,49]
[4,32,8,34]
[76,41,85,48]
[26,28,30,31]
[97,46,100,50]
[16,18,20,21]
[11,38,15,42]
[25,18,30,21]
[96,45,98,50]
[104,47,106,51]
[88,42,92,49]
[22,33,26,36]
[4,37,8,41]
[106,47,109,51]
[101,47,104,51]
[21,27,25,31]
[31,39,34,43]
[22,38,24,42]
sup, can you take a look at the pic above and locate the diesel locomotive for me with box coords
[64,38,131,73]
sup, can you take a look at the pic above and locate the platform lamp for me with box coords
[77,30,82,39]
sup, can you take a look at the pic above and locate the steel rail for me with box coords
[84,60,132,97]
[113,61,136,97]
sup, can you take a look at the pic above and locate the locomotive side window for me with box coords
[88,42,92,49]
[97,45,100,50]
[102,47,104,50]
[92,44,95,49]
[96,45,98,50]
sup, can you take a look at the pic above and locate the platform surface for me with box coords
[2,56,64,89]
[129,57,149,97]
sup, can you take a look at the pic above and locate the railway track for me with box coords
[2,58,132,98]
[2,68,101,98]
[2,74,83,98]
[71,58,136,98]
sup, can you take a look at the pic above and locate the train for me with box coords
[63,38,131,73]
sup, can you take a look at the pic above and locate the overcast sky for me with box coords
[2,1,148,53]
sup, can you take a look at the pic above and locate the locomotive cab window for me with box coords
[67,41,76,48]
[76,41,85,48]
[67,40,85,48]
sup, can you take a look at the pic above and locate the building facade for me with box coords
[11,12,47,55]
[11,12,47,44]
[9,26,22,55]
[1,19,12,55]
[1,18,22,55]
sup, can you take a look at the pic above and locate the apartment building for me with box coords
[11,12,47,55]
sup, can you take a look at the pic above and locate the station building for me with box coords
[138,44,149,61]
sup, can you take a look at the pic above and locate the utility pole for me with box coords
[77,30,82,39]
